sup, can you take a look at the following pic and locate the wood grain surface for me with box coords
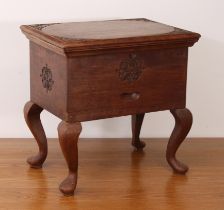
[41,19,175,39]
[20,19,200,55]
[0,138,224,210]
[67,48,187,121]
[29,41,188,122]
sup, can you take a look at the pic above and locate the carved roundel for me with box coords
[118,53,144,82]
[40,64,54,92]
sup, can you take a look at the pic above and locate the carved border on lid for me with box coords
[28,21,188,42]
[30,23,59,31]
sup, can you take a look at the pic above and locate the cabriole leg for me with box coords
[24,101,48,168]
[166,108,193,174]
[131,113,146,150]
[57,121,82,196]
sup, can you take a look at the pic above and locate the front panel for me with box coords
[67,47,188,122]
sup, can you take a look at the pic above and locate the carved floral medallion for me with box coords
[118,54,144,82]
[40,64,54,92]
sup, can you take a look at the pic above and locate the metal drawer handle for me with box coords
[121,92,140,100]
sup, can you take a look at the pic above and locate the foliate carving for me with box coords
[118,54,144,82]
[30,23,59,31]
[30,23,72,41]
[40,64,54,92]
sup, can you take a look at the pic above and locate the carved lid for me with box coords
[20,18,200,55]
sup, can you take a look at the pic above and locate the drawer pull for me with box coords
[121,92,140,100]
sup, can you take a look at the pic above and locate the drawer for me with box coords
[67,48,188,121]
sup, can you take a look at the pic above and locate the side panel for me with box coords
[30,42,68,120]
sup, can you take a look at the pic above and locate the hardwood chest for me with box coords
[21,18,200,196]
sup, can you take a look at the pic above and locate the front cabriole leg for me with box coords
[24,101,48,168]
[58,121,82,196]
[166,108,193,174]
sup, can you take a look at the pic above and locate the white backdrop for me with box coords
[0,0,223,138]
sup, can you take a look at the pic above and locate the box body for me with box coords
[30,41,187,122]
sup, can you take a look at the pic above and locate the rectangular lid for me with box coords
[20,18,200,55]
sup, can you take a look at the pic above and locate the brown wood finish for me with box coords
[24,101,48,168]
[132,113,145,149]
[20,18,200,196]
[57,121,82,196]
[67,48,188,122]
[41,19,175,39]
[30,44,188,122]
[166,108,193,174]
[30,42,67,120]
[20,18,200,56]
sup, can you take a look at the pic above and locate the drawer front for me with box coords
[67,48,188,122]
